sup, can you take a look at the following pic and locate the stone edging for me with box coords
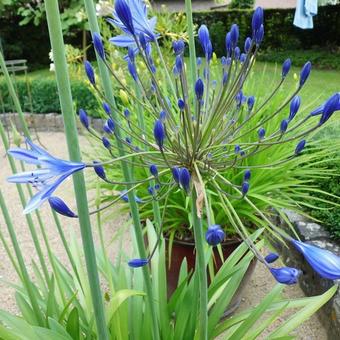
[275,210,340,339]
[0,112,104,132]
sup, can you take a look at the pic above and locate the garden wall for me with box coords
[275,210,340,339]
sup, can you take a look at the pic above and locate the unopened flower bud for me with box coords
[205,225,225,246]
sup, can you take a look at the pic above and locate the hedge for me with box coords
[1,5,339,70]
[193,4,340,62]
[0,78,100,117]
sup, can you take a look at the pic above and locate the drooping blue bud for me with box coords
[252,7,264,34]
[280,119,288,133]
[265,253,279,263]
[242,181,249,196]
[179,167,191,192]
[258,127,265,139]
[205,225,225,246]
[240,53,246,63]
[223,71,228,85]
[221,56,227,66]
[148,186,155,195]
[128,60,138,81]
[102,102,111,115]
[124,109,130,119]
[234,144,241,154]
[247,96,255,111]
[295,140,306,155]
[93,161,106,180]
[173,39,185,55]
[107,118,115,131]
[244,169,251,181]
[172,167,180,183]
[240,150,246,157]
[319,93,340,125]
[289,96,301,121]
[153,119,165,149]
[225,32,232,56]
[125,137,131,144]
[197,57,202,66]
[79,109,89,129]
[102,136,111,149]
[282,58,291,78]
[155,184,160,190]
[230,24,239,47]
[299,61,312,87]
[175,55,183,73]
[92,32,105,60]
[195,78,204,100]
[159,110,167,121]
[198,25,211,57]
[255,24,264,45]
[234,46,240,60]
[103,118,115,134]
[149,164,158,177]
[291,239,340,280]
[270,267,301,285]
[244,37,252,53]
[115,0,134,35]
[84,61,95,85]
[48,197,77,218]
[128,258,149,268]
[178,99,185,111]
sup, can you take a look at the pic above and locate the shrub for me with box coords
[229,0,255,9]
[0,78,100,117]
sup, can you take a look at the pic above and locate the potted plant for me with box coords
[3,1,340,339]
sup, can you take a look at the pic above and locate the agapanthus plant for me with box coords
[6,3,340,338]
[8,1,340,283]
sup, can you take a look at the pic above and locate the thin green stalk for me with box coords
[191,183,208,340]
[185,0,197,85]
[0,190,45,326]
[0,122,49,282]
[1,45,79,290]
[44,1,108,339]
[83,1,160,338]
[0,52,30,136]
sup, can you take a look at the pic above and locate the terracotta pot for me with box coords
[165,237,257,316]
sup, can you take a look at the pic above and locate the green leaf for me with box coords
[228,284,284,340]
[107,289,145,323]
[66,307,80,340]
[268,285,337,338]
[15,292,38,326]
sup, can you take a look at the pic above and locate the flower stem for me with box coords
[185,0,197,84]
[83,1,160,338]
[44,2,108,339]
[191,186,208,340]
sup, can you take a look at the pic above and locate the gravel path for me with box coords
[0,132,327,339]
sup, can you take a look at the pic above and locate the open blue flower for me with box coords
[7,139,85,214]
[292,239,340,280]
[109,0,157,50]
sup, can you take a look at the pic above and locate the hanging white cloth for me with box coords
[293,0,318,29]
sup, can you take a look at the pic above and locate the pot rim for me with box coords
[164,236,242,247]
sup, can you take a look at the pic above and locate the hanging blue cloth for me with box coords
[293,0,318,29]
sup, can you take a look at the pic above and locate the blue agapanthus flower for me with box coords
[270,267,301,285]
[7,139,85,214]
[292,239,340,280]
[109,0,157,51]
